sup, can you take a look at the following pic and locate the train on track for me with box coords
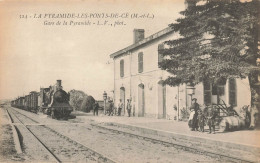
[11,80,73,119]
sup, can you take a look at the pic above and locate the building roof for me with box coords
[109,26,174,59]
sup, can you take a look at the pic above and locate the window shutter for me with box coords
[138,52,143,73]
[203,81,211,105]
[158,44,164,65]
[229,78,237,106]
[120,60,124,77]
[212,84,218,95]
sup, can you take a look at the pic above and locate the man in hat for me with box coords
[108,100,114,116]
[206,105,217,134]
[93,100,99,116]
[190,98,200,131]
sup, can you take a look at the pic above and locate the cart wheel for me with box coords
[219,120,227,132]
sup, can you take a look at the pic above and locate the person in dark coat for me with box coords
[108,100,114,116]
[206,106,217,134]
[118,99,123,116]
[190,98,200,131]
[93,101,99,116]
[197,109,205,132]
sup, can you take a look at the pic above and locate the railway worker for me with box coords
[118,99,123,116]
[108,100,114,116]
[126,99,131,117]
[93,101,99,116]
[190,98,200,131]
[206,106,217,134]
[197,109,205,132]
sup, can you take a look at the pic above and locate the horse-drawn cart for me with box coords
[208,102,250,132]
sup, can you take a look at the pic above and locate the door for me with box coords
[158,81,166,118]
[120,87,125,115]
[138,84,145,117]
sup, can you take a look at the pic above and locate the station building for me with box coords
[109,27,251,119]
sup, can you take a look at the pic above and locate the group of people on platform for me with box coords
[92,97,258,132]
[92,98,134,117]
[189,98,217,134]
[189,97,259,133]
[107,99,134,117]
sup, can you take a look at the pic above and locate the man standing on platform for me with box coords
[93,101,99,116]
[206,106,217,134]
[108,100,114,116]
[118,99,123,116]
[190,98,200,131]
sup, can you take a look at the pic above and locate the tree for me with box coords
[159,0,259,125]
[69,89,86,111]
[81,96,95,113]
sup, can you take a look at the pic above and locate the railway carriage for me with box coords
[17,97,25,109]
[24,92,38,113]
[24,95,29,111]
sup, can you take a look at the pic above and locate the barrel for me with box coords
[218,116,245,132]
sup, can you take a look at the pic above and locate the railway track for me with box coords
[8,108,39,124]
[6,107,117,163]
[91,123,255,163]
[7,107,257,163]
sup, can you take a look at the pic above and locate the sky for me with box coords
[0,0,185,100]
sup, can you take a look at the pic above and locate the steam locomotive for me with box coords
[11,80,73,119]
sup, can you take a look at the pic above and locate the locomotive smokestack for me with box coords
[57,80,62,87]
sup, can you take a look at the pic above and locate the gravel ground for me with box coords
[6,107,112,162]
[6,107,234,163]
[96,123,256,162]
[10,109,38,124]
[0,124,26,162]
[0,107,25,162]
[14,125,56,162]
[3,107,59,162]
[27,125,106,162]
[48,123,224,163]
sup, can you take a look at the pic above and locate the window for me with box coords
[120,59,124,77]
[203,81,211,105]
[212,84,225,96]
[158,44,164,65]
[229,78,237,106]
[138,52,143,73]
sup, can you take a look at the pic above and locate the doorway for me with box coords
[120,87,125,115]
[138,84,145,117]
[158,81,166,119]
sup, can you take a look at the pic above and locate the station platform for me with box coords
[73,111,260,147]
[72,111,260,161]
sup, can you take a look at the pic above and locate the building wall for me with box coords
[114,32,181,117]
[234,78,251,110]
[193,78,251,112]
[113,31,251,119]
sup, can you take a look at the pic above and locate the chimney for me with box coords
[185,0,196,9]
[56,80,62,87]
[133,29,145,44]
